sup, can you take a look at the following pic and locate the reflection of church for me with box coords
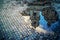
[21,0,60,29]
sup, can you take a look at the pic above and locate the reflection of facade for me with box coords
[21,0,52,28]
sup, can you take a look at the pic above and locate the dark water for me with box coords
[0,0,3,9]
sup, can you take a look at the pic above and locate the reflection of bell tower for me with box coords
[30,11,40,28]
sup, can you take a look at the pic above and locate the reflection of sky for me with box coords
[39,11,59,31]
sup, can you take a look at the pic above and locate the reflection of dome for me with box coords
[42,7,58,26]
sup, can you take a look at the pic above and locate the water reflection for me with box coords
[39,11,59,31]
